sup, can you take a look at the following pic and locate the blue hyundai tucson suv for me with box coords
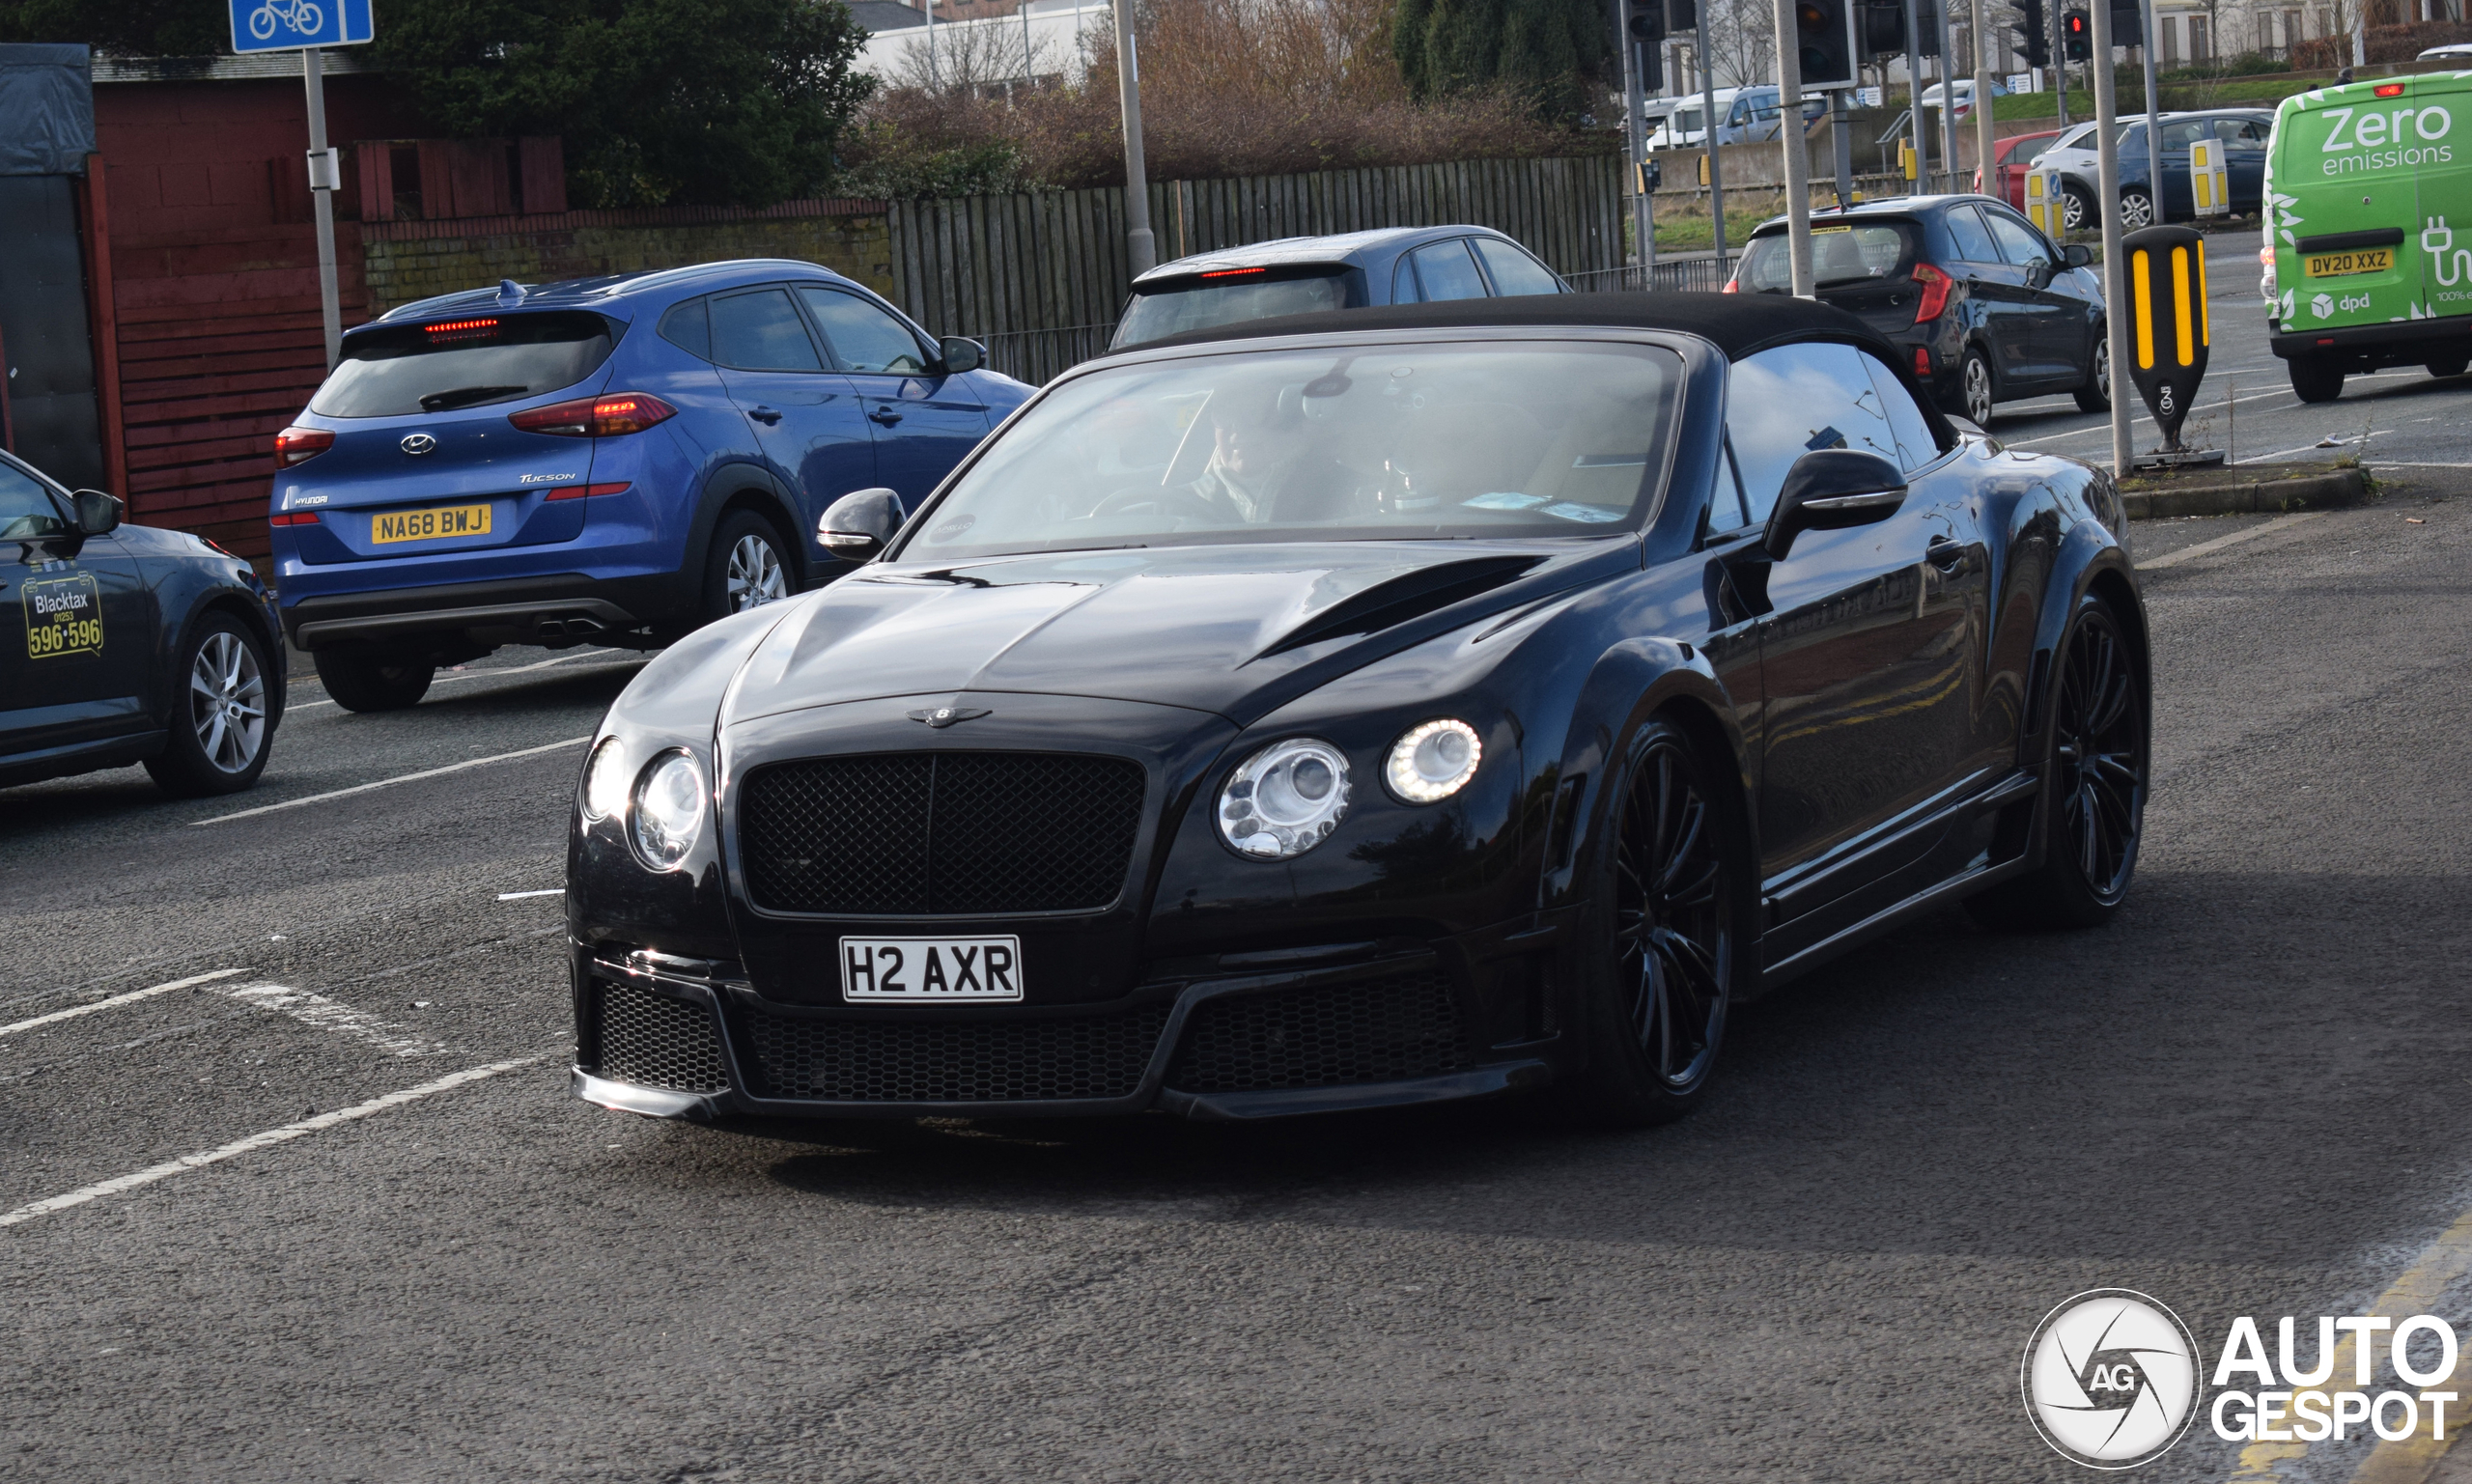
[270,260,1031,711]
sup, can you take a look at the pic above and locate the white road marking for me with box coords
[1999,385,2305,447]
[0,968,247,1041]
[223,982,448,1057]
[287,651,640,712]
[496,888,564,901]
[2139,511,2327,572]
[0,1057,541,1230]
[190,735,593,826]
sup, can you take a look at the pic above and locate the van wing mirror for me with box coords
[818,488,907,561]
[1762,449,1907,561]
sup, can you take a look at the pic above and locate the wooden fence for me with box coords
[886,155,1625,383]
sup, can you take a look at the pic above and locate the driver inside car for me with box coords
[1170,383,1361,524]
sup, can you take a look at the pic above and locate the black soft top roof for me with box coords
[1137,290,1957,446]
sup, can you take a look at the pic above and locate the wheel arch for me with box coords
[684,462,808,597]
[171,587,292,730]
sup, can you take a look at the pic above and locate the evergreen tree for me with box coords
[1395,0,1607,116]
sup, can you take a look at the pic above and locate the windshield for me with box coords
[1734,221,1913,292]
[1113,269,1353,348]
[312,311,618,417]
[892,341,1684,562]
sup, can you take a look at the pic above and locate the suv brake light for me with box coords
[1911,262,1952,322]
[269,510,321,527]
[508,393,678,438]
[274,427,335,467]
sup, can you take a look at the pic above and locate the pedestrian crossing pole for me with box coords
[302,47,341,370]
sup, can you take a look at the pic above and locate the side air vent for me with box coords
[1257,555,1544,658]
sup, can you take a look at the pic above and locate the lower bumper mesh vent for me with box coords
[1167,967,1469,1094]
[595,979,730,1094]
[747,1005,1171,1102]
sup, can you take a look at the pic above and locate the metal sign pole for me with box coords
[1112,6,1155,275]
[1935,0,1959,187]
[1697,5,1727,262]
[1973,0,1998,193]
[2140,0,2162,220]
[2090,0,2131,473]
[2054,4,2068,126]
[302,47,341,370]
[1902,0,1925,188]
[1621,2,1653,273]
[1773,0,1814,295]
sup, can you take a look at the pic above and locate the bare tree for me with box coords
[887,9,1064,94]
[1706,0,1779,86]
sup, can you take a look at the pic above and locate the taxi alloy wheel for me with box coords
[146,614,276,797]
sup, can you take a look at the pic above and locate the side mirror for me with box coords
[937,336,985,375]
[71,489,123,537]
[818,487,907,562]
[1762,449,1907,561]
[2062,243,2093,268]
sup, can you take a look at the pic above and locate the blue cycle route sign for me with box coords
[230,0,374,52]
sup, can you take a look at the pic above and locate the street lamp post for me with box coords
[1112,1,1156,275]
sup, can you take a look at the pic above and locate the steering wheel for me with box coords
[1089,486,1227,522]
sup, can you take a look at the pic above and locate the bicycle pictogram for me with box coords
[246,0,324,41]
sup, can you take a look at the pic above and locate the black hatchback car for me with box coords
[565,294,2148,1130]
[1729,195,2109,428]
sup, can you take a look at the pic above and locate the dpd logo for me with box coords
[2023,1290,2201,1469]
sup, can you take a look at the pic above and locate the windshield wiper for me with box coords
[418,385,529,412]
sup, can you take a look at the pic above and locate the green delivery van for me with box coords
[2263,70,2472,402]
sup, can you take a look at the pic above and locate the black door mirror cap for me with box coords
[818,487,907,561]
[2062,243,2095,268]
[937,335,985,375]
[71,489,123,537]
[1762,449,1908,561]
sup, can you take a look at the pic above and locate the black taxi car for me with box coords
[1,449,285,796]
[566,294,2147,1129]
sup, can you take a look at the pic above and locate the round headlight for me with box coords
[580,737,630,821]
[631,751,707,870]
[1219,738,1352,859]
[1385,718,1482,803]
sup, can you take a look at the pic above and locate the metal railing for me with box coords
[978,322,1120,384]
[1564,254,1745,294]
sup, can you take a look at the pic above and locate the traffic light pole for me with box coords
[2053,4,2068,126]
[1620,0,1656,272]
[1972,0,1998,195]
[1902,0,1925,188]
[1772,0,1814,295]
[1934,0,1958,188]
[1697,4,1727,262]
[2090,0,2132,473]
[1113,2,1156,276]
[2140,0,2162,218]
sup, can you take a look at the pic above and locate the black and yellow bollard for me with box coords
[2121,225,2224,467]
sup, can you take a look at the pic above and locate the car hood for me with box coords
[723,539,1626,729]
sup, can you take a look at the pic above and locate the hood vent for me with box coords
[1257,554,1545,659]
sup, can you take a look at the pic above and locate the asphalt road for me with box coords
[5,322,2471,1482]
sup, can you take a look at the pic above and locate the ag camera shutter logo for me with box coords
[2023,1289,2201,1469]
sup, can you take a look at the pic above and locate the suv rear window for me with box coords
[311,311,620,418]
[1734,221,1915,293]
[1113,267,1353,349]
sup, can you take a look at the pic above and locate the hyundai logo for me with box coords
[400,433,438,456]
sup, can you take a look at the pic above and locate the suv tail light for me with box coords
[508,393,678,438]
[1911,262,1952,323]
[274,427,335,467]
[269,510,321,527]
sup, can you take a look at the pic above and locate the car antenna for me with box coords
[495,278,528,306]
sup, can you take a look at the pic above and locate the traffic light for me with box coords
[1858,0,1903,59]
[2062,9,2091,59]
[1666,0,1698,31]
[1913,0,1942,55]
[2109,0,2144,44]
[1625,0,1664,90]
[2018,0,2050,67]
[1796,0,1858,89]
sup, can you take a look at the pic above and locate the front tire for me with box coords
[313,646,433,714]
[2289,355,2345,404]
[1966,593,2147,931]
[2062,185,2093,234]
[147,613,275,797]
[2074,330,2112,413]
[1564,719,1750,1128]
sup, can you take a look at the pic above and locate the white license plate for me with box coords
[839,936,1023,1002]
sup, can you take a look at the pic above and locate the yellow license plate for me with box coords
[2305,249,2391,278]
[371,503,492,544]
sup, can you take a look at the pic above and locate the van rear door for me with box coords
[2268,82,2428,332]
[2412,73,2472,320]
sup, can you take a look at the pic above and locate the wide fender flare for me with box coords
[2023,519,2148,750]
[1551,637,1753,900]
[684,461,805,591]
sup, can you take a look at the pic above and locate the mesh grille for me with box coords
[595,979,730,1094]
[740,752,1145,915]
[746,1005,1170,1102]
[1167,968,1469,1095]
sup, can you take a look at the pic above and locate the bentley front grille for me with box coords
[593,979,731,1094]
[1166,966,1472,1095]
[739,752,1145,915]
[745,1005,1171,1102]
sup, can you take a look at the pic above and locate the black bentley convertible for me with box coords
[566,294,2148,1127]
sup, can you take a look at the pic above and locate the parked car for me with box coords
[1976,127,2065,210]
[565,293,2148,1129]
[1642,87,1824,148]
[1728,194,2109,427]
[2036,109,2273,229]
[1917,78,2009,122]
[2417,42,2472,58]
[1,448,285,795]
[271,261,1031,712]
[1110,227,1567,349]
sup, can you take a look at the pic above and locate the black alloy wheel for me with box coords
[1568,719,1744,1126]
[2074,331,2112,414]
[1967,594,2148,930]
[314,645,435,713]
[1962,349,1997,427]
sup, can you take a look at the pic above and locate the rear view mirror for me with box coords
[71,489,123,537]
[938,336,985,375]
[818,487,907,561]
[1762,449,1907,560]
[2062,243,2094,268]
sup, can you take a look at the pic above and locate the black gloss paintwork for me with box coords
[566,316,2145,1122]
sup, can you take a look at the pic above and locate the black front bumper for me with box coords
[570,938,1556,1123]
[2270,315,2472,369]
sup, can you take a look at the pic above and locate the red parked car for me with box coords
[1976,128,2063,210]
